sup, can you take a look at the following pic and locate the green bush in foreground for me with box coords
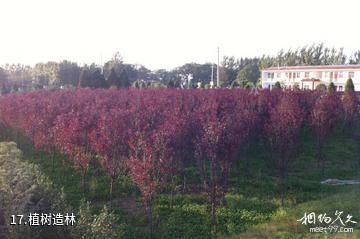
[70,201,126,239]
[0,142,69,239]
[345,78,355,92]
[156,203,211,239]
[0,142,130,239]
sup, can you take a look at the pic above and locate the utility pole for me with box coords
[100,53,103,74]
[211,64,214,88]
[217,47,220,88]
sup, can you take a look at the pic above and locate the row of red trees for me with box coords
[0,88,357,237]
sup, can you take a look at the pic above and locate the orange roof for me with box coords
[264,65,360,71]
[301,78,321,82]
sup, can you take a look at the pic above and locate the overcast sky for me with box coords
[0,0,359,70]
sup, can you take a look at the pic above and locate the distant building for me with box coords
[261,65,360,91]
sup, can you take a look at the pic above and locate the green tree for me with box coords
[315,83,327,92]
[349,51,360,64]
[222,56,240,85]
[59,60,81,86]
[0,68,8,82]
[259,44,348,68]
[328,82,336,93]
[91,69,108,89]
[32,62,60,88]
[236,63,260,87]
[345,78,355,92]
[119,70,130,88]
[103,52,124,79]
[293,82,300,90]
[175,63,213,86]
[140,81,147,88]
[167,79,175,88]
[78,68,90,88]
[230,80,240,88]
[166,79,181,88]
[0,69,10,95]
[273,81,281,89]
[3,64,32,91]
[107,68,120,88]
[134,81,140,88]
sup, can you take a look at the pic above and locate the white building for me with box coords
[261,65,360,91]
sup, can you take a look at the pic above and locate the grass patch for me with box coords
[1,121,359,238]
[225,187,360,239]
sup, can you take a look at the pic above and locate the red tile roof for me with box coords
[264,65,360,71]
[301,78,321,82]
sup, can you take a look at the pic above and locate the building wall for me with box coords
[261,68,360,91]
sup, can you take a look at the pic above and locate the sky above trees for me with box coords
[1,0,360,70]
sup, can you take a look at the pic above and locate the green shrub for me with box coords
[273,81,282,89]
[156,194,207,207]
[217,208,270,235]
[215,194,276,235]
[345,78,355,92]
[225,194,277,214]
[328,82,336,92]
[0,142,69,239]
[156,204,211,239]
[70,201,125,239]
[315,84,327,92]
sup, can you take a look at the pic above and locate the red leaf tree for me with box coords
[89,107,131,207]
[194,89,257,237]
[126,92,182,238]
[265,92,304,204]
[311,92,343,175]
[342,92,358,129]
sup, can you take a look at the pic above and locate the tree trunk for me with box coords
[183,173,186,193]
[109,176,114,211]
[81,170,86,195]
[319,143,325,178]
[316,136,321,168]
[280,169,285,206]
[148,200,153,239]
[211,198,217,239]
[210,160,217,239]
[170,176,175,209]
[51,150,55,173]
[201,159,208,191]
[279,154,288,207]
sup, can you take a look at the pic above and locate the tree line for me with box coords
[1,44,360,94]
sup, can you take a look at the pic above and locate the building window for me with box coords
[267,72,274,79]
[334,72,338,80]
[292,72,296,79]
[305,72,310,78]
[277,72,281,78]
[325,72,329,78]
[349,72,355,79]
[296,72,300,78]
[339,72,343,78]
[330,72,333,80]
[319,72,323,78]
